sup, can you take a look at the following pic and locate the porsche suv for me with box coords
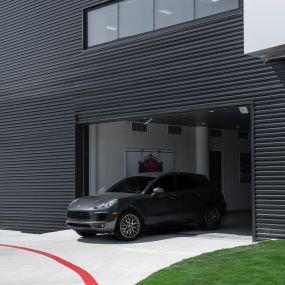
[66,172,226,241]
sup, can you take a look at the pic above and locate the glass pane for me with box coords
[196,0,239,18]
[155,0,194,29]
[110,177,155,193]
[152,176,175,193]
[119,0,154,38]
[176,175,196,191]
[87,4,118,47]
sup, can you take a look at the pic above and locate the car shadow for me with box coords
[77,211,252,244]
[77,225,199,245]
[178,211,253,237]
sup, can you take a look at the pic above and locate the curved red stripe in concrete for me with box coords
[0,244,99,285]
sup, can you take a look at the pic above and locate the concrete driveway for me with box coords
[0,220,252,285]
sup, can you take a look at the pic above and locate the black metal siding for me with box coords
[74,7,285,240]
[0,1,78,232]
[1,0,285,239]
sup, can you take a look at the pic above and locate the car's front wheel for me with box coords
[115,211,143,241]
[75,230,97,238]
[199,206,221,230]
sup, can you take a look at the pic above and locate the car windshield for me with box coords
[108,176,155,194]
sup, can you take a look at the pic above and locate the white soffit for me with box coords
[244,0,285,59]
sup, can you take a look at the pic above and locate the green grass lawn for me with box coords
[136,240,285,285]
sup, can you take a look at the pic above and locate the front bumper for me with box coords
[66,211,117,233]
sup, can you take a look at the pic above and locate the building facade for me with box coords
[1,0,285,240]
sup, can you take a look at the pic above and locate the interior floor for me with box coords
[144,211,252,241]
[180,210,252,238]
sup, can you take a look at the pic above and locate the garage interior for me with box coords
[86,106,253,237]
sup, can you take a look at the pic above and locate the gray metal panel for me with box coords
[1,0,285,239]
[74,8,285,240]
[254,97,285,240]
[0,1,77,233]
[0,93,75,233]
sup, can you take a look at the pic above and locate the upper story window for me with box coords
[119,0,154,37]
[87,3,118,46]
[196,0,239,18]
[85,0,240,48]
[155,0,194,29]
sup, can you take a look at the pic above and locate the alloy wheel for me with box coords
[120,213,141,239]
[205,207,221,228]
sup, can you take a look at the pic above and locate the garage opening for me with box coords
[83,105,253,237]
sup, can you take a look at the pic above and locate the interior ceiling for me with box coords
[139,106,251,131]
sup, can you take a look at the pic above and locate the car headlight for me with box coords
[94,199,118,210]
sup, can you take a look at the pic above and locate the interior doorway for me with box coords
[209,151,222,192]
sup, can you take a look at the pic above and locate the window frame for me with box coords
[83,0,242,51]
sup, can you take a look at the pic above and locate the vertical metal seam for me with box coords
[250,101,257,242]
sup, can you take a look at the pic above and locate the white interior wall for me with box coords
[210,130,251,211]
[196,126,210,178]
[89,121,252,212]
[90,121,196,193]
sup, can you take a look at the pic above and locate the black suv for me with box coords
[67,172,226,241]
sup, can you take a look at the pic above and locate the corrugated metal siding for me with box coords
[255,93,285,240]
[0,94,75,232]
[75,14,284,123]
[74,6,285,240]
[1,0,285,238]
[0,1,78,232]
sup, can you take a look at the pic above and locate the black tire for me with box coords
[115,211,143,241]
[199,206,221,230]
[75,230,97,238]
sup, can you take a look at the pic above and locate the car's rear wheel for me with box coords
[75,230,97,238]
[115,211,143,241]
[199,206,221,230]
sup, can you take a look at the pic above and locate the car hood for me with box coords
[68,192,139,210]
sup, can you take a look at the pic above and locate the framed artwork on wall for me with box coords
[125,148,175,177]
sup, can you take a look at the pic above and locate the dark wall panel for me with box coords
[0,1,78,232]
[0,93,75,233]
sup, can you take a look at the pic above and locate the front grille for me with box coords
[94,213,108,221]
[67,211,91,221]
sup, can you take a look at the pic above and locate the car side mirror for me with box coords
[151,187,165,197]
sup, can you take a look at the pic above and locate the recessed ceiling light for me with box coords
[202,122,207,125]
[106,26,117,31]
[210,110,215,113]
[239,106,249,114]
[159,10,173,15]
[144,118,153,125]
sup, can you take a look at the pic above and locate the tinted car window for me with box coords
[109,177,155,193]
[151,176,175,193]
[176,175,196,191]
[194,175,210,188]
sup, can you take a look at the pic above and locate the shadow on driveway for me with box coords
[77,211,253,245]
